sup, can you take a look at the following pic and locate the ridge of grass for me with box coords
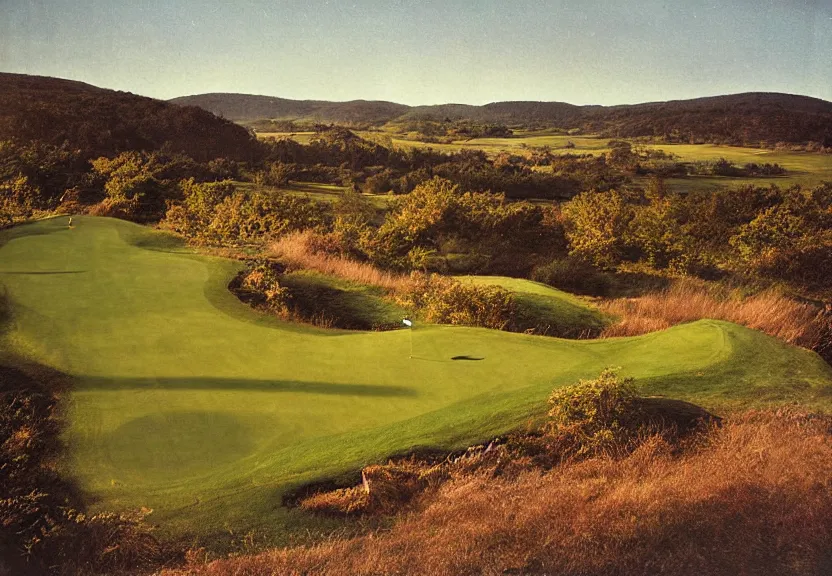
[455,275,609,337]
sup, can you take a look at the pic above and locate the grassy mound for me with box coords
[279,270,407,330]
[0,216,829,549]
[455,275,609,337]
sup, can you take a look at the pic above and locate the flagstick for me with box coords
[403,318,413,359]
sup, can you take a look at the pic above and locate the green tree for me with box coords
[91,151,174,220]
[629,192,699,272]
[562,190,633,268]
[729,185,832,285]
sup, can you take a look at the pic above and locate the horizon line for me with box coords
[3,69,831,109]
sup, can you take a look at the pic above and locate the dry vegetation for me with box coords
[600,280,832,357]
[164,409,832,576]
[268,231,412,292]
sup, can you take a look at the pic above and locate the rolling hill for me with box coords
[167,93,410,126]
[0,73,261,162]
[171,91,832,145]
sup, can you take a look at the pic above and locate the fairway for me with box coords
[1,217,830,545]
[372,132,832,192]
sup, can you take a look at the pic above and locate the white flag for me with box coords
[402,319,413,327]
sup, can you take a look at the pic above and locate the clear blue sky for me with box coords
[2,0,830,105]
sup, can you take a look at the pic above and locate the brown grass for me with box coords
[164,411,832,576]
[268,231,412,292]
[599,280,831,354]
[300,461,446,517]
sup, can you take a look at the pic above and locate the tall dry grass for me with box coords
[600,280,831,354]
[268,231,412,293]
[165,411,832,576]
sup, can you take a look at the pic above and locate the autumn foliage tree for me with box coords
[561,189,633,268]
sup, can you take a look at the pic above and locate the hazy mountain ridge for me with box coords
[2,73,830,148]
[168,93,410,125]
[172,91,832,144]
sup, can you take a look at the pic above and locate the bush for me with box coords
[87,196,142,219]
[546,368,644,456]
[235,261,290,313]
[396,272,517,330]
[531,257,610,295]
[562,190,633,268]
[300,461,446,517]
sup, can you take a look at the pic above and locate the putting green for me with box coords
[1,216,830,546]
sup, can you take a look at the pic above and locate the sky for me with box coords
[1,0,831,105]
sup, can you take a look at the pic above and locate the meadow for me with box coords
[258,130,832,195]
[400,135,832,191]
[1,216,830,548]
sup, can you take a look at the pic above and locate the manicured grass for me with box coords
[1,217,830,549]
[650,143,832,192]
[455,275,609,337]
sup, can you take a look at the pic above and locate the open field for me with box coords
[644,143,832,192]
[1,217,830,548]
[260,130,832,194]
[234,180,393,208]
[255,131,317,144]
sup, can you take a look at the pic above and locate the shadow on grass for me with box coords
[0,289,9,333]
[0,218,68,249]
[0,270,87,275]
[73,376,418,397]
[115,221,190,253]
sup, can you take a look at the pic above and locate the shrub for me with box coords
[0,173,36,219]
[728,185,832,289]
[396,272,517,330]
[300,461,446,517]
[205,190,331,246]
[235,261,290,313]
[546,369,644,456]
[628,195,703,273]
[87,196,142,219]
[561,189,633,268]
[90,151,179,221]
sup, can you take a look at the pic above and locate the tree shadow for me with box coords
[73,375,418,397]
[451,355,485,361]
[0,270,87,275]
[0,219,68,249]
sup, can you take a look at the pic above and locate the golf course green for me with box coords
[1,216,830,545]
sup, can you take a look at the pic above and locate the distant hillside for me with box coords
[168,93,410,125]
[172,91,832,145]
[588,93,832,145]
[0,73,261,161]
[402,101,588,126]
